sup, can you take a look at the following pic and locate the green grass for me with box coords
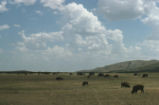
[91,60,159,73]
[0,73,159,105]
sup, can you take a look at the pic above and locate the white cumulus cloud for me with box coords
[3,0,159,71]
[40,0,65,10]
[17,31,64,52]
[140,40,159,56]
[16,2,129,71]
[14,24,21,28]
[0,1,8,13]
[97,0,145,20]
[13,0,36,5]
[35,10,43,15]
[0,24,10,31]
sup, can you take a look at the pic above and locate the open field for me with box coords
[0,73,159,105]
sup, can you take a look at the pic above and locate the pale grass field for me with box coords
[0,73,159,105]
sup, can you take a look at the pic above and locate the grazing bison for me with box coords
[82,81,88,86]
[134,73,138,76]
[142,74,148,78]
[56,77,64,80]
[114,75,119,78]
[131,84,144,94]
[104,74,110,78]
[98,73,104,77]
[121,82,130,88]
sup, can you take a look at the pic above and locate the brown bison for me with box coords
[87,75,91,78]
[131,84,144,94]
[56,77,64,80]
[82,81,88,86]
[121,82,130,88]
[104,74,110,78]
[114,75,119,78]
[142,74,148,78]
[98,73,104,77]
[134,73,138,76]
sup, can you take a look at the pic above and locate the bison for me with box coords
[113,75,119,78]
[131,84,144,94]
[104,74,110,78]
[98,73,104,77]
[82,81,88,86]
[134,73,138,76]
[121,82,130,88]
[142,74,148,78]
[56,77,64,80]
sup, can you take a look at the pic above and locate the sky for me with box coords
[0,0,159,72]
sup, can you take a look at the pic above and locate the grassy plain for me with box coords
[0,73,159,105]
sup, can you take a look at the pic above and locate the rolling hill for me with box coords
[88,60,159,73]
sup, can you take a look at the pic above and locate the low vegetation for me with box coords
[0,72,159,105]
[88,60,159,73]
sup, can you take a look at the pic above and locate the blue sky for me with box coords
[0,0,159,71]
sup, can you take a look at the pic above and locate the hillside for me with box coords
[0,70,32,73]
[89,60,159,73]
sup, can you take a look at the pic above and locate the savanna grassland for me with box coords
[0,72,159,105]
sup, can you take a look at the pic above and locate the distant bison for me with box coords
[134,73,138,76]
[113,75,119,78]
[142,74,148,78]
[131,84,144,94]
[121,82,130,88]
[98,73,104,77]
[56,77,64,80]
[104,74,110,78]
[82,81,88,86]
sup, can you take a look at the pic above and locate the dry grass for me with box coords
[0,73,159,105]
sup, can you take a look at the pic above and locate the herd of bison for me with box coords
[55,72,148,94]
[5,72,148,94]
